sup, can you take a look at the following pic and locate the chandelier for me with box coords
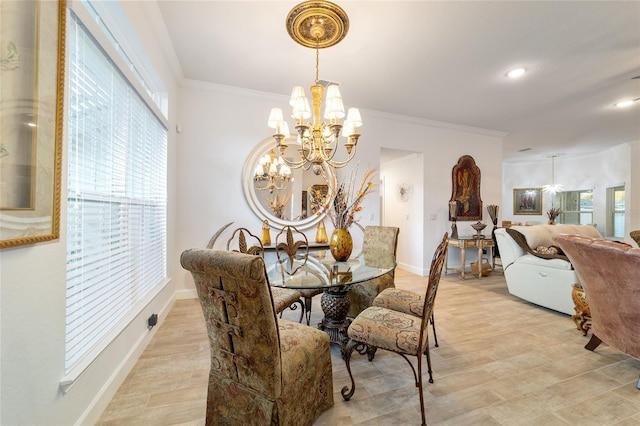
[253,150,292,193]
[542,154,563,194]
[267,0,362,176]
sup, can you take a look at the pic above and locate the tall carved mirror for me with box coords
[242,137,334,230]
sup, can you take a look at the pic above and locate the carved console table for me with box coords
[444,236,495,280]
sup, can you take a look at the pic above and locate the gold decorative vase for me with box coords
[315,219,328,243]
[329,228,353,261]
[261,219,271,246]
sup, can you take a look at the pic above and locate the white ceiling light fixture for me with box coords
[542,154,564,194]
[614,98,639,108]
[506,67,526,79]
[267,0,362,175]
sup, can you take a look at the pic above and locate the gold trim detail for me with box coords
[286,1,349,49]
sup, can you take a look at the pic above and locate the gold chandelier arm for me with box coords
[324,145,358,169]
[278,155,308,171]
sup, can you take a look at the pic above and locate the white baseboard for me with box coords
[397,262,426,276]
[175,288,198,299]
[77,294,176,426]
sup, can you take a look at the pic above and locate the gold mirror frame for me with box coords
[242,137,334,230]
[0,0,65,248]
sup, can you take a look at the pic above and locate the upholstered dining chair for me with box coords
[341,233,448,426]
[207,223,304,322]
[275,225,322,325]
[372,277,440,348]
[347,225,400,318]
[554,235,640,390]
[180,249,334,425]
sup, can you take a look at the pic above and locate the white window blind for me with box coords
[64,12,167,381]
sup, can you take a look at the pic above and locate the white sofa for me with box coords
[494,224,603,315]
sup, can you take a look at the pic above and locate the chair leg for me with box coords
[279,300,305,323]
[292,299,305,323]
[303,296,313,325]
[430,313,439,347]
[417,346,427,426]
[340,340,360,401]
[425,338,434,384]
[585,334,602,351]
[367,347,378,362]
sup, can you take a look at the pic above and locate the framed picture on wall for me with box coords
[0,0,66,248]
[513,188,542,215]
[449,155,482,221]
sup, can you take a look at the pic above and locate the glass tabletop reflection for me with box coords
[266,251,395,291]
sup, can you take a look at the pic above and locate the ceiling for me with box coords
[154,1,640,163]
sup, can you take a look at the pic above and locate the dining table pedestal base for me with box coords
[319,287,352,357]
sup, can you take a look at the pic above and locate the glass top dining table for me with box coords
[265,251,396,353]
[266,251,395,290]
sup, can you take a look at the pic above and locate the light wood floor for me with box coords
[97,267,640,425]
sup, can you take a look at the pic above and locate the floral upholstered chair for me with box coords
[207,223,304,322]
[226,227,304,322]
[180,249,334,425]
[341,233,448,426]
[347,226,400,318]
[630,230,640,247]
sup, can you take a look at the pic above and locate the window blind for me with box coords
[64,12,167,380]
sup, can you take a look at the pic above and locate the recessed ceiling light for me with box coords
[506,68,526,78]
[614,99,635,108]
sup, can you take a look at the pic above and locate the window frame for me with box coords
[606,185,626,239]
[556,189,593,225]
[62,1,169,389]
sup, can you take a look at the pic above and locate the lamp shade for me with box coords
[341,121,356,137]
[280,121,291,137]
[346,108,362,127]
[324,85,345,120]
[291,96,311,121]
[268,108,284,128]
[289,86,306,106]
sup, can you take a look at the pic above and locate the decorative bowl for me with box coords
[471,221,487,232]
[471,221,487,239]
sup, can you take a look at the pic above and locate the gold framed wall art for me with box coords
[449,155,482,221]
[513,188,542,215]
[0,0,65,248]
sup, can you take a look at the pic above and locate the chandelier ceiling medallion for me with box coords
[267,0,362,175]
[542,154,564,194]
[253,150,292,193]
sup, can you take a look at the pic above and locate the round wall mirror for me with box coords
[242,137,334,230]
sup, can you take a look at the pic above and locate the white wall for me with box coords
[0,2,179,425]
[502,142,638,244]
[381,151,425,274]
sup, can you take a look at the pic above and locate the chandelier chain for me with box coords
[315,38,320,84]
